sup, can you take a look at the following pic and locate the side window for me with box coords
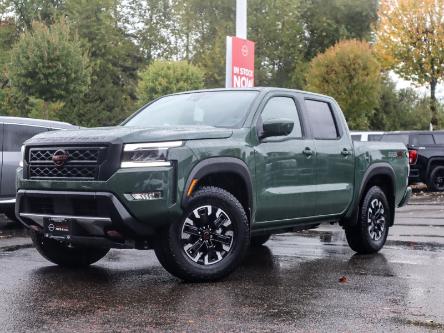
[305,99,339,139]
[351,134,361,141]
[4,124,46,151]
[260,97,303,138]
[368,134,382,141]
[411,134,435,146]
[434,134,444,144]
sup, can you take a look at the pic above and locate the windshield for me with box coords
[124,91,259,128]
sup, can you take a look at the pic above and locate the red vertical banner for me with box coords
[226,36,255,88]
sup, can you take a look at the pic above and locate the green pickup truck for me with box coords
[16,88,411,282]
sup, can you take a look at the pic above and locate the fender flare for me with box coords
[181,157,253,212]
[343,162,396,227]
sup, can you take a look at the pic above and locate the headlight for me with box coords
[121,141,183,168]
[19,145,25,167]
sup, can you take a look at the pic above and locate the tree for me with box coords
[1,0,64,31]
[375,0,444,127]
[118,0,174,62]
[171,0,306,88]
[305,40,381,130]
[249,0,306,87]
[7,19,90,119]
[371,77,425,130]
[301,0,378,60]
[61,0,142,126]
[0,19,18,114]
[136,60,204,104]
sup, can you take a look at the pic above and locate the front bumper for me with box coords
[16,190,160,247]
[16,165,183,227]
[15,164,187,248]
[398,186,412,208]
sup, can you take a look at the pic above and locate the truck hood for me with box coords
[25,126,233,146]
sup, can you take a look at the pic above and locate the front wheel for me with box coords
[345,186,391,254]
[154,186,250,282]
[31,231,110,267]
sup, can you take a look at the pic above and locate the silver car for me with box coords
[0,116,77,220]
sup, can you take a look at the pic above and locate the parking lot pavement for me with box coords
[0,195,443,333]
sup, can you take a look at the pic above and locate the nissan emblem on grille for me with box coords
[52,150,70,167]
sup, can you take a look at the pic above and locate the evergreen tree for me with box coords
[137,60,204,105]
[6,19,89,119]
[62,0,142,126]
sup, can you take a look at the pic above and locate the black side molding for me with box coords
[181,157,253,211]
[342,162,397,227]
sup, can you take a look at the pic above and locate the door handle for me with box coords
[341,148,352,156]
[303,147,313,157]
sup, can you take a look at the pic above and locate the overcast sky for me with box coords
[391,72,444,101]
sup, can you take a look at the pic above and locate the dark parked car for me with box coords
[0,117,76,219]
[380,131,444,191]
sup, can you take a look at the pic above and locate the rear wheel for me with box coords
[31,231,110,267]
[345,186,391,254]
[428,166,444,192]
[154,186,250,282]
[250,234,271,247]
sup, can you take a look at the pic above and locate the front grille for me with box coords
[29,165,97,179]
[26,146,107,180]
[29,148,100,163]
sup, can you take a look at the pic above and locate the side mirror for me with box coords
[260,118,294,139]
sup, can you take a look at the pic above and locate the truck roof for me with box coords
[164,87,334,100]
[0,116,77,129]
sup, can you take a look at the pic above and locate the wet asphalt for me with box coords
[0,193,443,333]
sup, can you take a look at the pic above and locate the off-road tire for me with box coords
[154,186,250,282]
[250,234,271,247]
[345,186,391,254]
[427,166,444,192]
[31,231,110,267]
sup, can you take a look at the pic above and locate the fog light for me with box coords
[127,192,163,201]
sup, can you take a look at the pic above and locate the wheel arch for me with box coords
[181,157,253,220]
[343,163,396,227]
[426,157,444,178]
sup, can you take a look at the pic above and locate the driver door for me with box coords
[254,95,316,223]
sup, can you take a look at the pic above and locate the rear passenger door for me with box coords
[304,98,355,216]
[1,124,47,197]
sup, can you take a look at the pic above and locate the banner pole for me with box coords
[236,0,247,39]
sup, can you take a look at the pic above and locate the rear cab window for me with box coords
[305,99,339,139]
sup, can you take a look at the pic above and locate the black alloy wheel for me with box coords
[181,205,234,265]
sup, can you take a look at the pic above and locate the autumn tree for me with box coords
[305,40,381,130]
[375,0,444,127]
[136,60,204,105]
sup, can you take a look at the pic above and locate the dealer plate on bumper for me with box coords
[44,217,72,237]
